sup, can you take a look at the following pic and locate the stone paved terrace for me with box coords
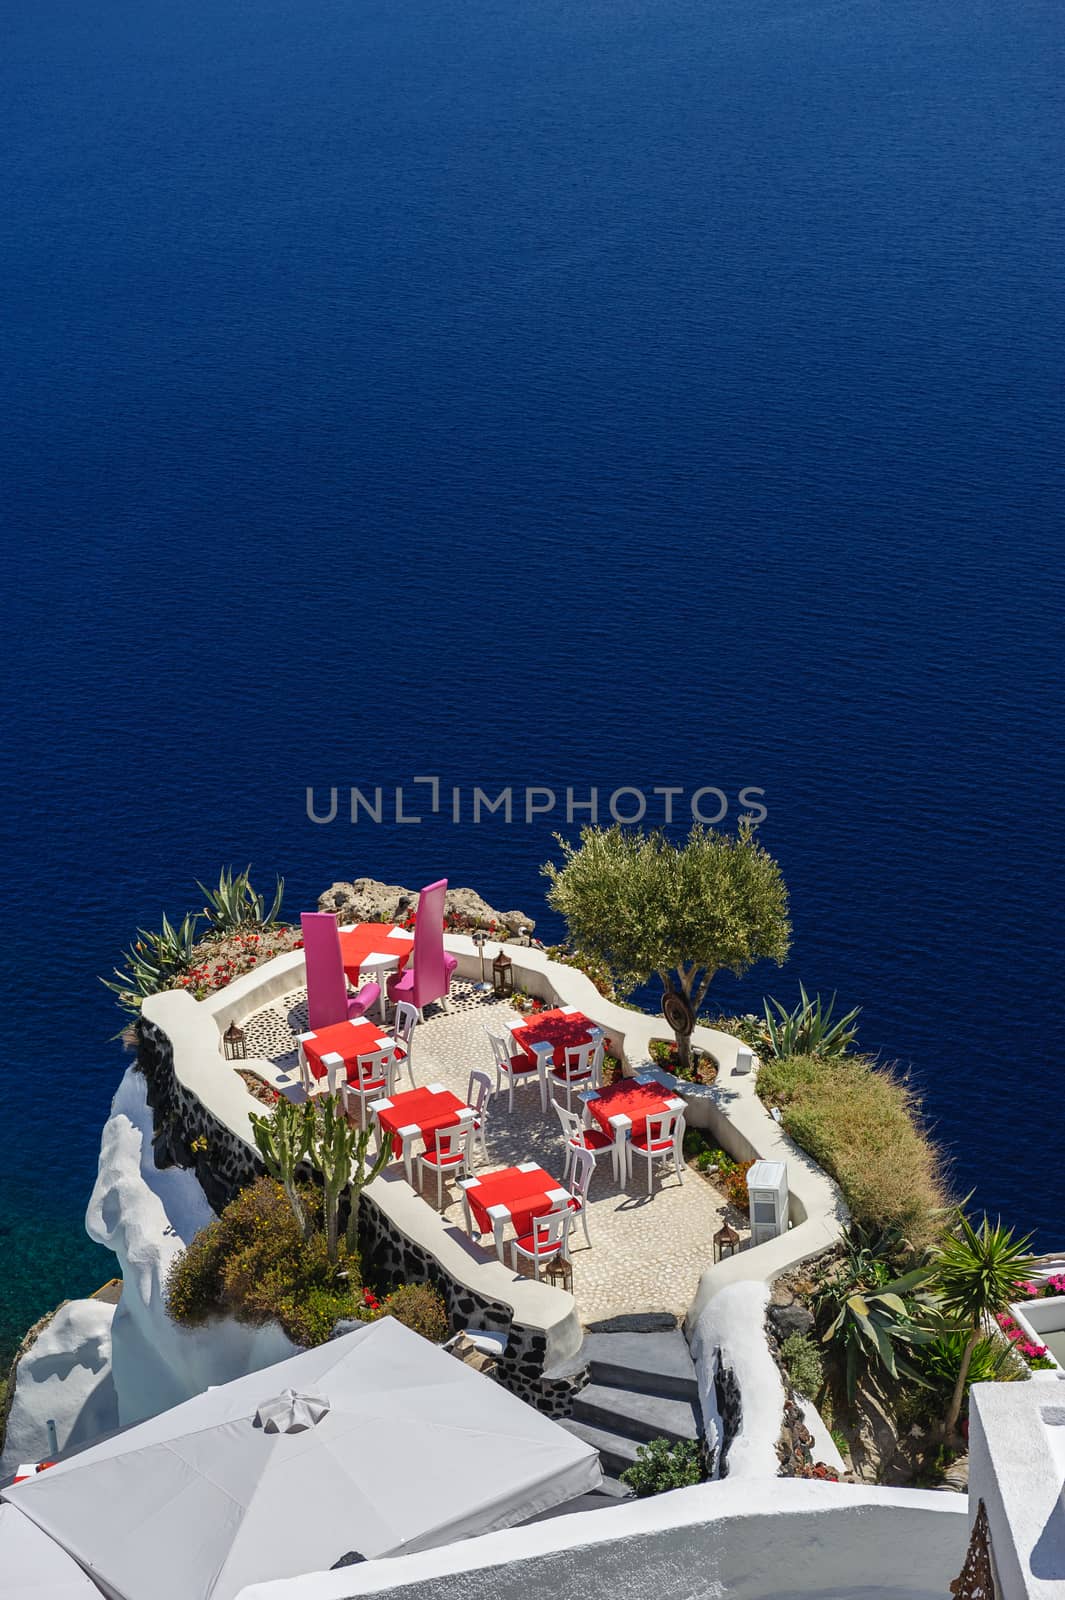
[241,981,745,1326]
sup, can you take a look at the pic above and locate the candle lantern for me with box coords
[223,1022,247,1061]
[544,1254,573,1292]
[713,1220,741,1262]
[492,949,514,999]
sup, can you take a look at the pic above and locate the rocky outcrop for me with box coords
[85,1068,297,1430]
[317,879,535,937]
[0,1299,117,1478]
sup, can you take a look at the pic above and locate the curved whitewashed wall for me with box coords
[85,1068,298,1427]
[443,938,848,1317]
[235,1479,968,1600]
[139,936,846,1370]
[140,969,583,1375]
[0,1299,117,1479]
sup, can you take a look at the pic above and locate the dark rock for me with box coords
[586,1312,679,1334]
[768,1302,815,1339]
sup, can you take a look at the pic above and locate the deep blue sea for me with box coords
[2,0,1062,1363]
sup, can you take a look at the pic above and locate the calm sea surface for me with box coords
[2,0,1062,1362]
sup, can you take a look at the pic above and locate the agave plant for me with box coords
[814,1225,938,1402]
[101,911,201,1014]
[198,866,285,933]
[763,983,860,1060]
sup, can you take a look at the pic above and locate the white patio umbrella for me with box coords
[0,1501,103,1597]
[3,1319,599,1600]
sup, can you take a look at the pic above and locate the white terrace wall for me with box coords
[236,1480,969,1600]
[138,937,846,1390]
[444,937,848,1321]
[138,966,583,1407]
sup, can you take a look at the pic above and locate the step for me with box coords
[572,1382,701,1447]
[525,1476,635,1521]
[559,1417,644,1479]
[581,1330,700,1402]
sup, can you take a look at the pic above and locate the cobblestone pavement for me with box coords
[241,981,736,1325]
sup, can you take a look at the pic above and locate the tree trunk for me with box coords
[945,1325,981,1442]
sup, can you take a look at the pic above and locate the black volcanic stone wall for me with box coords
[135,1018,587,1415]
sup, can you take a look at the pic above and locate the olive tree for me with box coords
[544,821,791,1074]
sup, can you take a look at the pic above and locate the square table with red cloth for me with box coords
[373,1084,471,1158]
[585,1077,683,1142]
[509,1007,597,1068]
[463,1163,570,1238]
[338,922,414,986]
[301,1017,393,1083]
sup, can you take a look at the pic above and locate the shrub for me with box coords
[377,1283,449,1343]
[919,1331,1026,1396]
[723,1161,755,1214]
[166,1178,365,1347]
[620,1437,704,1496]
[756,1053,947,1250]
[781,1333,824,1399]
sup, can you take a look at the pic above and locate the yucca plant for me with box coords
[934,1214,1038,1440]
[763,983,860,1060]
[198,866,285,933]
[101,911,201,1013]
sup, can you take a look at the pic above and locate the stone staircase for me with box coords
[556,1327,703,1502]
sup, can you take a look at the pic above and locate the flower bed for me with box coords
[177,927,304,1000]
[995,1310,1055,1369]
[648,1037,718,1085]
[236,1070,281,1109]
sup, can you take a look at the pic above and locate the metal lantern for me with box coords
[223,1022,247,1061]
[544,1254,573,1292]
[714,1220,741,1262]
[491,949,514,999]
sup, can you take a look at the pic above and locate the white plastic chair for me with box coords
[550,1033,604,1111]
[418,1122,472,1210]
[339,1047,396,1126]
[628,1108,685,1193]
[552,1100,617,1183]
[465,1070,494,1165]
[390,1001,419,1090]
[566,1146,594,1248]
[484,1026,540,1113]
[511,1206,572,1279]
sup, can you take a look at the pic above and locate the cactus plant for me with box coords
[249,1096,316,1240]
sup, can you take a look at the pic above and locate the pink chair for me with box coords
[385,880,458,1017]
[301,912,381,1030]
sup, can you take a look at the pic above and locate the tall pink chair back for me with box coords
[301,912,349,1029]
[408,879,451,1009]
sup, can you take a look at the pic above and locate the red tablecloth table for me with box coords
[298,1017,394,1086]
[371,1083,475,1184]
[508,1007,602,1108]
[582,1076,687,1185]
[338,923,415,1008]
[509,1007,596,1066]
[458,1162,572,1260]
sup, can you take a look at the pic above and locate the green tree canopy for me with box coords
[543,821,791,1069]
